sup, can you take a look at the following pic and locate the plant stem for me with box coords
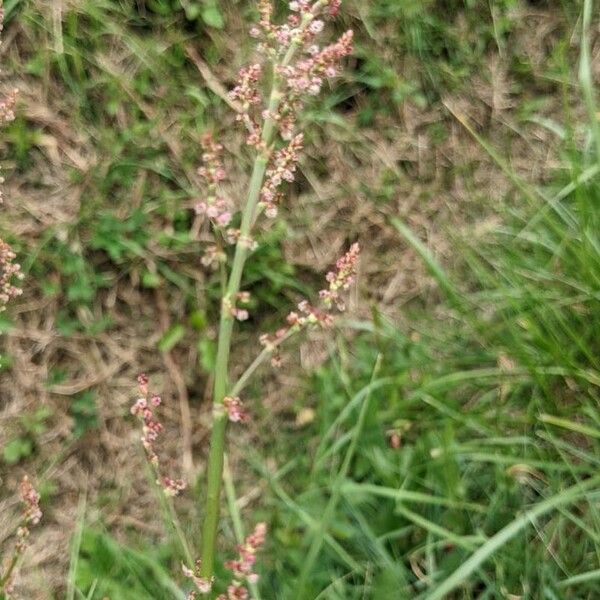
[199,88,279,583]
[199,152,269,579]
[199,9,316,580]
[229,330,294,398]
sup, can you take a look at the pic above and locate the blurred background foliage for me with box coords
[0,0,599,598]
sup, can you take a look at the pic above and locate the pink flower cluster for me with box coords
[223,396,250,423]
[223,291,252,322]
[195,133,232,229]
[183,523,267,598]
[2,476,42,598]
[319,241,359,310]
[229,64,263,147]
[131,374,186,497]
[279,29,353,100]
[0,239,23,312]
[19,476,42,527]
[229,1,353,215]
[259,243,360,364]
[260,133,303,217]
[218,523,267,600]
[183,561,214,598]
[254,1,343,51]
[0,33,23,312]
[0,88,17,126]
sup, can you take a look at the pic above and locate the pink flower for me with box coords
[0,88,17,125]
[258,244,359,359]
[309,19,324,34]
[220,523,267,597]
[19,476,42,526]
[182,562,214,595]
[260,134,303,214]
[223,396,250,423]
[229,64,262,107]
[163,477,187,497]
[0,239,24,312]
[231,307,249,321]
[319,242,360,309]
[131,376,187,496]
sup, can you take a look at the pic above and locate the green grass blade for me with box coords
[67,491,87,600]
[420,475,600,600]
[298,355,383,595]
[341,482,485,512]
[557,568,600,588]
[390,217,459,303]
[539,413,600,439]
[579,0,600,164]
[395,504,483,551]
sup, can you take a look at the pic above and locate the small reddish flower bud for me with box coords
[223,396,250,423]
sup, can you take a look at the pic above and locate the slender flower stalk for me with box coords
[0,476,42,598]
[131,374,193,565]
[199,0,355,584]
[0,7,22,315]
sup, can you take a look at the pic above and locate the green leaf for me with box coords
[70,392,99,438]
[0,315,14,333]
[3,438,33,464]
[141,270,161,289]
[201,5,224,29]
[158,324,185,353]
[183,2,201,20]
[189,309,207,331]
[198,337,216,373]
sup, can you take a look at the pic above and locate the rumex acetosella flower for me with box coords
[259,243,360,365]
[182,523,267,598]
[195,0,357,585]
[0,11,21,308]
[319,241,360,310]
[0,87,17,126]
[194,0,354,245]
[1,476,42,598]
[223,396,250,423]
[216,523,267,600]
[195,133,233,230]
[0,86,22,311]
[225,0,354,218]
[0,238,23,312]
[182,561,214,598]
[19,476,42,527]
[131,374,187,497]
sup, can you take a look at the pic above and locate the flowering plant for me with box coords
[0,477,42,599]
[0,0,358,597]
[1,0,358,597]
[0,7,21,316]
[196,0,357,589]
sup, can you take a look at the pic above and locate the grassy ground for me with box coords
[1,0,599,598]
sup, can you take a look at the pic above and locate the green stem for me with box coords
[199,151,269,579]
[199,8,318,580]
[200,85,279,585]
[229,329,295,398]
